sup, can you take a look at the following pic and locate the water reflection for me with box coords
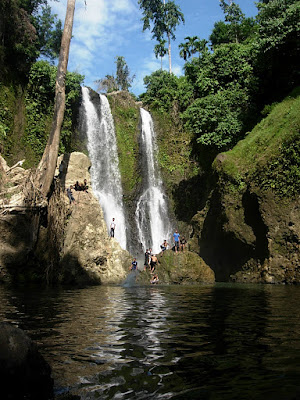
[0,284,300,399]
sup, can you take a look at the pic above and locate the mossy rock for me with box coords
[137,250,215,285]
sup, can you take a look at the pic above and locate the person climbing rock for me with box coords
[66,186,76,205]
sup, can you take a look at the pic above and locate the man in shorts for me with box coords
[173,230,180,253]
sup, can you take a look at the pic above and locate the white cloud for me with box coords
[48,0,160,95]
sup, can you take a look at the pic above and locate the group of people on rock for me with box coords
[128,228,189,285]
[74,179,89,193]
[159,231,187,254]
[107,217,189,286]
[144,249,159,273]
[66,179,89,205]
[172,230,187,253]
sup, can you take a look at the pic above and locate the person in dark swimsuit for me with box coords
[150,254,158,273]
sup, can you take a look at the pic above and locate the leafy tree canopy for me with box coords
[0,0,62,81]
[138,0,184,73]
[140,70,193,113]
[96,56,135,93]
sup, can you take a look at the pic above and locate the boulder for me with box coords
[0,322,53,399]
[56,152,132,285]
[137,250,215,285]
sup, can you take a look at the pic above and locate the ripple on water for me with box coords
[1,284,300,399]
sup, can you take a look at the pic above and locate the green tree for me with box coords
[182,88,247,151]
[179,36,208,60]
[219,0,245,43]
[154,39,168,70]
[178,41,191,61]
[95,74,118,93]
[24,60,83,164]
[0,0,62,80]
[138,0,184,73]
[140,70,193,113]
[96,56,135,93]
[36,5,63,61]
[210,17,257,47]
[255,0,300,103]
[115,56,135,91]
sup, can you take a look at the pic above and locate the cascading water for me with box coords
[81,87,127,249]
[135,108,172,254]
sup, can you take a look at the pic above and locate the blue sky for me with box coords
[48,0,259,96]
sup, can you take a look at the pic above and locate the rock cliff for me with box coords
[0,152,132,285]
[53,152,132,285]
[189,93,300,284]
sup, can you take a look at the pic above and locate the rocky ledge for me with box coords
[137,250,215,285]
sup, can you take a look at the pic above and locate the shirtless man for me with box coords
[150,254,158,273]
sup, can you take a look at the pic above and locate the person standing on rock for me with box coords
[66,185,76,205]
[110,218,116,237]
[144,249,150,270]
[150,254,159,273]
[180,236,187,252]
[173,230,180,253]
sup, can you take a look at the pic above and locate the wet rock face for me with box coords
[0,322,53,400]
[191,181,300,284]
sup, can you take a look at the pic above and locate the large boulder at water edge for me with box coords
[0,322,53,400]
[137,250,215,285]
[52,152,131,285]
[0,157,35,283]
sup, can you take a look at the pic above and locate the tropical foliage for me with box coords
[141,0,300,158]
[0,0,62,81]
[138,0,184,73]
[96,56,135,93]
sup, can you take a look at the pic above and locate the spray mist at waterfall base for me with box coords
[122,270,140,288]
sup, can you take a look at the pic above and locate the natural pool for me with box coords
[1,283,300,399]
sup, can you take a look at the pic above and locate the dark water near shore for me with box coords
[1,283,300,399]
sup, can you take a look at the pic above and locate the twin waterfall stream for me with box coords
[81,87,172,256]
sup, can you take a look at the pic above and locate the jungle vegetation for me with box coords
[140,0,300,163]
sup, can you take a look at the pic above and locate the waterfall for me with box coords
[135,108,172,254]
[81,87,127,249]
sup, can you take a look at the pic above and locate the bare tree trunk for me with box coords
[168,31,172,74]
[34,0,76,199]
[163,0,172,74]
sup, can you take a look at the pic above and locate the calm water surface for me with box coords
[1,283,300,399]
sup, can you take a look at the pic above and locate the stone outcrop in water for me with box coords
[0,322,53,399]
[137,250,215,285]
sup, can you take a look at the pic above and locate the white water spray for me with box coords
[135,108,172,254]
[81,87,127,249]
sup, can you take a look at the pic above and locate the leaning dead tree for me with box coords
[34,0,76,200]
